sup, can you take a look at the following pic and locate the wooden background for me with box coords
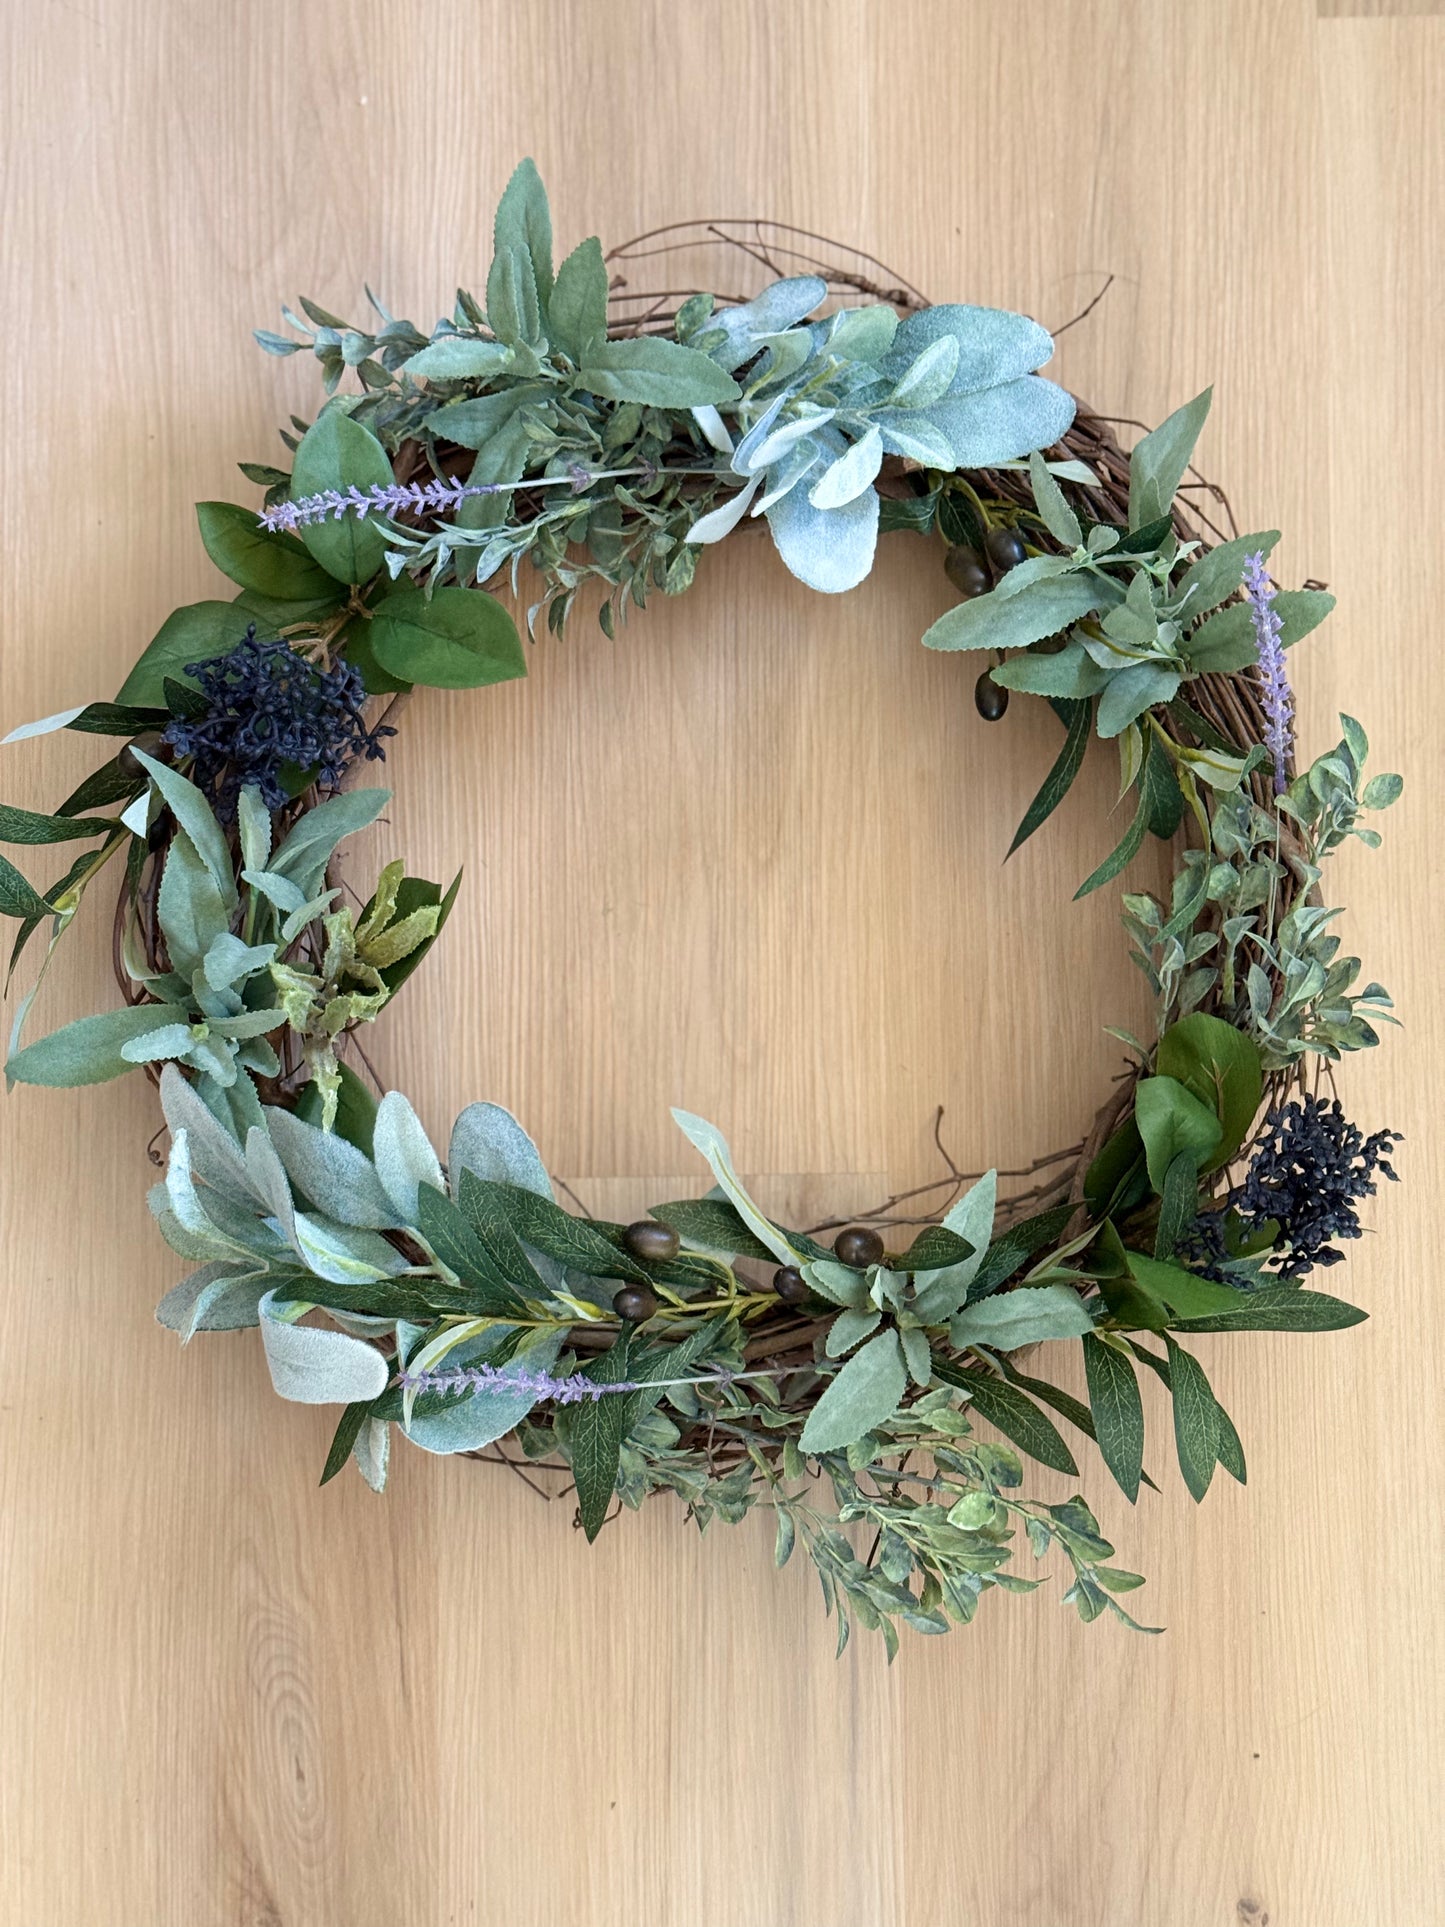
[1,3,1441,1921]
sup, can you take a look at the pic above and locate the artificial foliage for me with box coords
[0,161,1404,1654]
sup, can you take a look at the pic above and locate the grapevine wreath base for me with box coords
[0,164,1403,1653]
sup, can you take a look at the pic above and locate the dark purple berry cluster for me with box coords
[162,627,393,817]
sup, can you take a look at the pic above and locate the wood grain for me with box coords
[0,2,1440,1921]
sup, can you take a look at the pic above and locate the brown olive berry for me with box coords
[117,731,166,780]
[622,1220,680,1263]
[974,672,1009,722]
[985,526,1028,571]
[613,1284,658,1323]
[773,1265,810,1305]
[834,1225,884,1269]
[944,544,988,595]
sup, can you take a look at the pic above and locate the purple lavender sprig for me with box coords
[259,477,507,535]
[1242,550,1295,795]
[401,1361,761,1404]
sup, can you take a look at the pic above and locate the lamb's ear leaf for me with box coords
[258,1290,390,1404]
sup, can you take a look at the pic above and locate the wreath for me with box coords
[0,162,1403,1655]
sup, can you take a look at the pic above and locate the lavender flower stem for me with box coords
[1242,549,1296,795]
[398,1362,806,1405]
[257,463,718,536]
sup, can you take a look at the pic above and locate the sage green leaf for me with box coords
[571,1333,633,1541]
[269,788,390,895]
[1164,1335,1219,1501]
[401,336,515,381]
[1007,698,1091,856]
[825,1306,883,1356]
[579,337,742,408]
[548,236,609,363]
[990,641,1109,699]
[922,573,1105,653]
[948,1283,1094,1350]
[258,1289,389,1403]
[1082,1334,1144,1502]
[802,1260,871,1311]
[289,408,395,583]
[368,585,525,691]
[6,1001,190,1087]
[968,1204,1076,1298]
[423,386,534,451]
[492,156,554,309]
[911,1170,996,1322]
[131,750,237,907]
[1156,1011,1263,1169]
[158,1063,255,1205]
[799,1329,906,1454]
[1362,772,1403,810]
[1029,449,1081,547]
[1128,388,1211,529]
[1133,1075,1223,1190]
[291,1213,409,1286]
[1153,1149,1198,1258]
[115,600,256,706]
[1096,662,1182,739]
[1168,1284,1367,1333]
[196,501,339,600]
[1186,589,1336,673]
[1173,530,1279,619]
[933,1356,1078,1474]
[156,1261,269,1338]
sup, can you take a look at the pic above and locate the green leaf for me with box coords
[289,409,396,584]
[799,1329,906,1455]
[465,1178,650,1284]
[1124,1250,1247,1320]
[1096,662,1182,740]
[1133,1075,1223,1190]
[61,702,171,738]
[115,601,257,707]
[1187,589,1336,673]
[1164,1335,1219,1501]
[1361,772,1403,811]
[989,642,1108,699]
[6,1001,190,1087]
[579,336,742,407]
[0,852,55,920]
[319,1400,373,1486]
[548,236,609,363]
[570,1332,632,1542]
[1008,698,1092,855]
[968,1204,1076,1298]
[1153,1149,1198,1258]
[1155,1011,1263,1169]
[367,585,526,690]
[1168,1284,1367,1333]
[1082,1334,1144,1502]
[1074,783,1148,900]
[196,502,341,600]
[414,1182,531,1318]
[1084,1118,1149,1219]
[933,1359,1078,1474]
[1128,388,1211,529]
[949,1283,1094,1351]
[295,1058,378,1154]
[647,1197,776,1262]
[0,804,118,846]
[922,574,1106,653]
[1214,1400,1247,1484]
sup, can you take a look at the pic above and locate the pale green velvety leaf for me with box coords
[448,1101,553,1200]
[269,788,390,896]
[7,1001,191,1088]
[923,574,1105,653]
[912,1170,995,1323]
[132,752,236,908]
[264,1105,398,1229]
[800,1329,906,1454]
[258,1289,390,1403]
[372,1090,443,1224]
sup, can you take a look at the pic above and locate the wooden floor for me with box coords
[1,3,1441,1921]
